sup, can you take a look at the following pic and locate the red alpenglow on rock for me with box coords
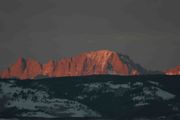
[0,57,42,79]
[0,50,147,79]
[165,66,180,75]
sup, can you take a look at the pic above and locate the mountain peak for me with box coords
[17,56,25,60]
[85,50,117,62]
[90,49,116,53]
[16,57,26,64]
[165,66,180,75]
[0,50,148,79]
[85,49,117,55]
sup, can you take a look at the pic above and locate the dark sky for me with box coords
[0,0,180,71]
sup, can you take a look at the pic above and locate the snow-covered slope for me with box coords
[0,81,100,118]
[0,75,180,119]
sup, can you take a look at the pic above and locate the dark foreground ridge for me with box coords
[0,75,180,119]
[1,74,180,81]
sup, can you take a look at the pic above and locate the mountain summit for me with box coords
[165,66,180,75]
[0,50,147,79]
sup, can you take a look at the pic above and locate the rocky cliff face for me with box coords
[165,66,180,75]
[0,57,42,79]
[0,50,146,79]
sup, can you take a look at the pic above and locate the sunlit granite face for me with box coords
[0,50,145,79]
[165,66,180,75]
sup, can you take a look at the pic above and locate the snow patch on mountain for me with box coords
[0,81,101,118]
[155,88,175,100]
[82,82,131,92]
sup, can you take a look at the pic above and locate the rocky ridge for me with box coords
[0,50,146,79]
